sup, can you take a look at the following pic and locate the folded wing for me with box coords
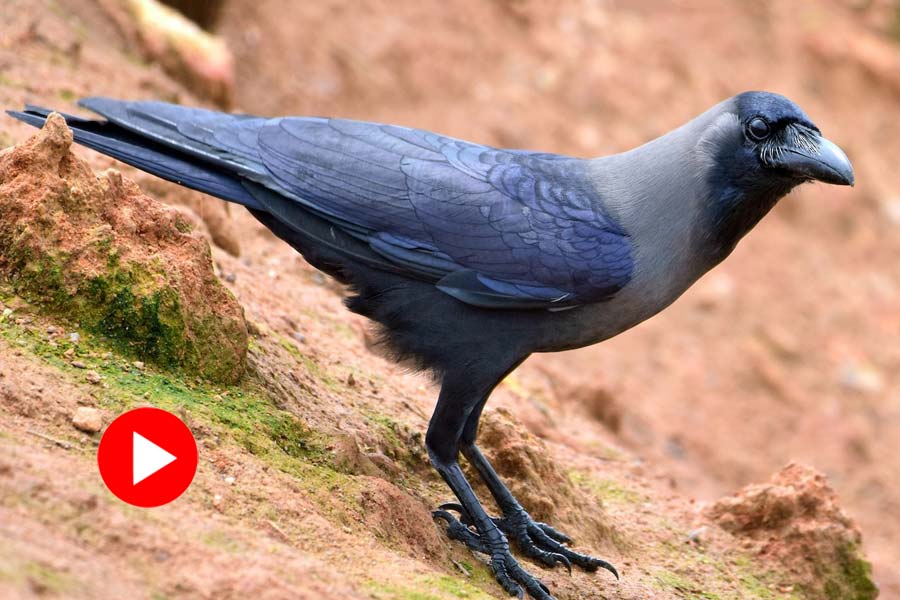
[78,98,634,309]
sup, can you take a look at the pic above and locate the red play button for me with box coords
[97,407,198,507]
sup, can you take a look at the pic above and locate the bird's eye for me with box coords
[747,117,770,141]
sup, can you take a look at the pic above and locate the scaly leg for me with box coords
[446,388,619,578]
[428,368,560,599]
[460,444,618,578]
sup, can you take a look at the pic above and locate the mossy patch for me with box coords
[653,568,722,599]
[568,469,644,505]
[0,117,248,383]
[819,543,878,600]
[365,574,495,600]
[0,296,335,467]
[23,561,81,595]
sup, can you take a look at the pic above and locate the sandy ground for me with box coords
[0,0,897,598]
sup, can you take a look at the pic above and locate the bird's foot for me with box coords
[433,507,557,599]
[437,503,618,579]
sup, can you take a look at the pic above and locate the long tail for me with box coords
[6,105,264,211]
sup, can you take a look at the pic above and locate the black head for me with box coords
[733,91,854,186]
[697,91,853,261]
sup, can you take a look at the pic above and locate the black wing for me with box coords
[257,117,634,308]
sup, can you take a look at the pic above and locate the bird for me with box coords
[8,92,853,599]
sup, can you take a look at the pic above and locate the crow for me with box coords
[8,92,853,599]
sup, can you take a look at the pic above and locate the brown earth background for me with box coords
[1,0,899,599]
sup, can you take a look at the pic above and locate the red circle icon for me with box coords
[97,407,198,507]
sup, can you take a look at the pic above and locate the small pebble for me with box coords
[71,406,103,433]
[69,332,80,343]
[687,526,707,544]
[85,371,102,385]
[223,272,236,283]
[46,325,58,334]
[64,348,75,358]
[839,362,884,394]
[132,361,145,370]
[880,197,900,224]
[72,360,87,369]
[224,476,235,485]
[0,308,12,322]
[291,331,306,344]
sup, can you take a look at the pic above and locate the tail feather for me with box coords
[77,98,266,176]
[6,107,263,211]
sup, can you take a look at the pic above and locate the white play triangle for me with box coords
[133,431,177,485]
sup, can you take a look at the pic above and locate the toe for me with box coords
[533,521,572,544]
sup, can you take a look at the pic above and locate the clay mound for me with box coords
[0,113,247,384]
[707,463,878,600]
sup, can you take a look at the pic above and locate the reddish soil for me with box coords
[0,1,897,599]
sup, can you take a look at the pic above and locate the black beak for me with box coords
[774,135,854,186]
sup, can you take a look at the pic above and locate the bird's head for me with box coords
[693,91,853,259]
[729,91,854,187]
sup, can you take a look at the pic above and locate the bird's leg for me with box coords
[452,399,618,578]
[460,443,618,578]
[428,372,558,600]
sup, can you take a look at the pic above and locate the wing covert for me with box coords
[255,118,634,308]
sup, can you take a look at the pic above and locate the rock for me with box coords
[85,370,102,385]
[71,361,87,369]
[95,0,234,106]
[692,272,735,311]
[880,197,900,225]
[0,115,248,384]
[839,361,884,394]
[72,407,103,433]
[707,463,877,600]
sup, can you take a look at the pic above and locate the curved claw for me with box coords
[553,553,572,575]
[598,559,619,580]
[432,510,490,553]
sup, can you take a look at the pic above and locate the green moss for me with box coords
[0,303,364,525]
[568,470,643,504]
[174,218,193,234]
[277,334,340,388]
[653,569,721,599]
[0,307,321,463]
[365,574,495,600]
[201,529,244,554]
[2,237,245,383]
[22,561,80,594]
[820,543,878,600]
